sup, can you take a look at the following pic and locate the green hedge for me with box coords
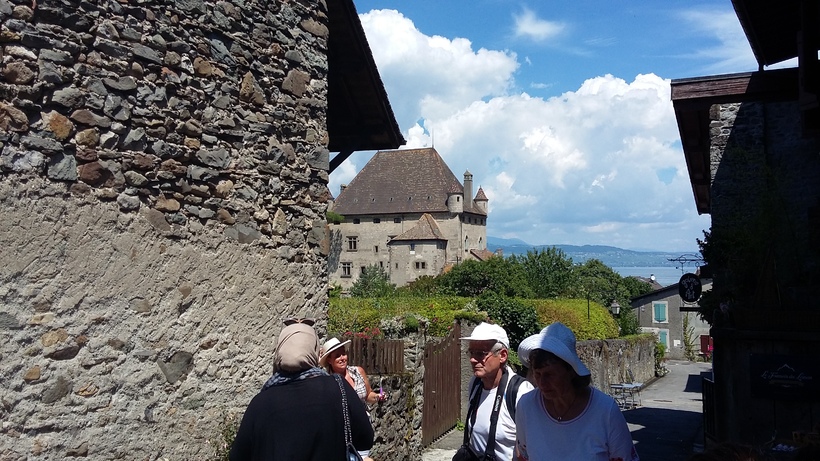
[329,296,619,340]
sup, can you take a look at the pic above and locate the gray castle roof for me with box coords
[390,213,446,242]
[332,147,487,216]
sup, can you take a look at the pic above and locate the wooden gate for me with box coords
[421,323,462,447]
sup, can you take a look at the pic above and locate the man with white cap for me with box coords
[456,322,534,461]
[515,322,639,460]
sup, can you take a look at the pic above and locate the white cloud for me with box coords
[513,8,565,42]
[331,8,712,251]
[359,9,519,125]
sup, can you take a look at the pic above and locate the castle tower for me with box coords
[463,170,473,211]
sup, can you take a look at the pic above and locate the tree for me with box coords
[476,292,540,352]
[513,247,575,298]
[437,257,533,298]
[350,265,395,298]
[571,259,621,305]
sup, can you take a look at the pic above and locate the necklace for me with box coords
[546,392,577,421]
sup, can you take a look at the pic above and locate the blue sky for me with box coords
[329,1,779,252]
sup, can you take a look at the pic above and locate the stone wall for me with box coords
[707,100,820,445]
[0,0,332,459]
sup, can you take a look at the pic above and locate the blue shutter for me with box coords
[659,330,668,347]
[653,303,667,322]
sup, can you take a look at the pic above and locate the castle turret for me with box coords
[474,186,488,213]
[463,170,473,211]
[446,183,463,214]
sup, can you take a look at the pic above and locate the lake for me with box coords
[612,266,691,287]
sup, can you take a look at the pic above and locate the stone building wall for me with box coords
[387,240,446,287]
[330,210,487,289]
[707,100,820,444]
[0,0,332,459]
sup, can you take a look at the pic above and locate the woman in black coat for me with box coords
[230,322,373,461]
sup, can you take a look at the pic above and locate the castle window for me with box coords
[341,262,352,278]
[379,261,384,268]
[373,218,380,223]
[347,236,358,251]
[394,217,401,223]
[374,245,379,253]
[353,218,360,224]
[361,266,366,274]
[410,243,416,252]
[415,261,427,270]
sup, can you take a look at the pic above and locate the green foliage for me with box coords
[475,292,540,351]
[328,283,343,299]
[350,265,396,298]
[437,257,534,298]
[654,338,669,377]
[682,313,698,361]
[211,412,240,461]
[616,305,640,336]
[326,210,344,224]
[512,247,576,298]
[620,276,654,299]
[520,298,619,340]
[571,259,623,305]
[396,275,444,297]
[328,296,477,337]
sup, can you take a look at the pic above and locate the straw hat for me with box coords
[319,337,351,367]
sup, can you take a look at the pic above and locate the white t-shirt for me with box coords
[515,387,639,461]
[468,369,535,461]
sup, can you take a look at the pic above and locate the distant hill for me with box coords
[487,236,684,267]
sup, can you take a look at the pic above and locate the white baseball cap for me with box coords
[460,322,510,349]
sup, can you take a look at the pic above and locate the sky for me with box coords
[328,1,785,252]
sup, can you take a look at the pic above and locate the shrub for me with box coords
[476,292,540,351]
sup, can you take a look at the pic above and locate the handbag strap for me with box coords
[334,374,353,447]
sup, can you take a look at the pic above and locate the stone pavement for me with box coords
[421,360,712,461]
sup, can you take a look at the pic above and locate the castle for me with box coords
[329,147,490,288]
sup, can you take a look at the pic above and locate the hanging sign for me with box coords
[678,273,702,302]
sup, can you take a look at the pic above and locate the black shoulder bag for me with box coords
[452,369,509,461]
[334,374,365,461]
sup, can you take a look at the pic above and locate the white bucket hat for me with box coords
[319,337,351,367]
[518,322,590,377]
[460,322,510,349]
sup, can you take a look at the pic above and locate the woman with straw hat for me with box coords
[320,337,386,461]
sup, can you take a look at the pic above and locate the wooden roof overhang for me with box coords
[671,68,799,214]
[327,0,405,173]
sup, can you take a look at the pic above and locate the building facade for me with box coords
[329,147,488,288]
[630,280,713,360]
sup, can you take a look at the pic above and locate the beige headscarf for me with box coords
[272,323,320,373]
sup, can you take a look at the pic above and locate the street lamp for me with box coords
[610,300,621,317]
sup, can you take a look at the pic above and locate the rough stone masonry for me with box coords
[0,0,334,458]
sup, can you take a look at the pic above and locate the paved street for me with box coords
[422,360,712,461]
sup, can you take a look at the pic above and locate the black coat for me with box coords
[230,374,374,461]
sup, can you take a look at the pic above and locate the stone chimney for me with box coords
[463,170,473,211]
[340,184,347,195]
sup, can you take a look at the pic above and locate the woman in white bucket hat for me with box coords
[515,322,639,461]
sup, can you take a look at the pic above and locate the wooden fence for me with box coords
[346,337,405,374]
